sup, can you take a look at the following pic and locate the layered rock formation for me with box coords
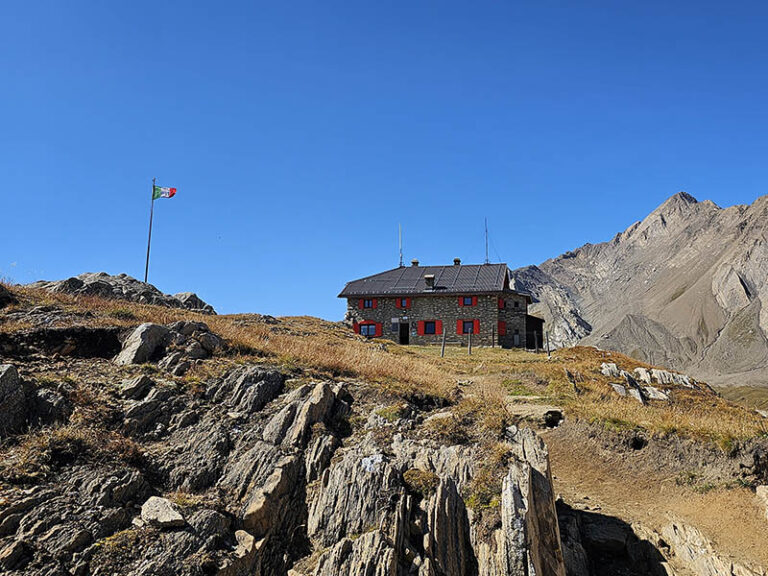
[29,272,216,314]
[511,192,768,387]
[0,330,568,575]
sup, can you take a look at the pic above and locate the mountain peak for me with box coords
[663,190,698,208]
[649,191,699,219]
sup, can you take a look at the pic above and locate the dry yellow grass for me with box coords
[5,285,768,443]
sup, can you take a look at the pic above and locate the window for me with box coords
[395,297,411,309]
[360,324,376,337]
[514,301,520,308]
[418,320,442,336]
[462,320,475,334]
[364,299,374,309]
[463,296,474,306]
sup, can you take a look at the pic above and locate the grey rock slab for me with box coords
[600,363,620,378]
[120,375,154,399]
[140,496,185,528]
[633,367,653,384]
[114,323,170,365]
[284,381,335,447]
[643,386,669,401]
[610,383,627,397]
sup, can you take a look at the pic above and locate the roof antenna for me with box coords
[484,218,490,264]
[399,223,404,267]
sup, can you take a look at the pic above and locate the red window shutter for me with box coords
[498,297,504,309]
[375,323,382,337]
[472,297,478,307]
[458,296,464,307]
[358,299,364,309]
[353,322,360,334]
[405,298,411,309]
[456,320,463,334]
[435,320,443,335]
[498,321,507,336]
[372,299,378,309]
[417,321,425,335]
[473,319,480,334]
[395,299,401,309]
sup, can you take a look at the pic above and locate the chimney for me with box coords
[453,258,461,266]
[411,259,420,267]
[424,274,435,289]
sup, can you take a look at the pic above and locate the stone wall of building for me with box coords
[346,292,529,348]
[498,293,528,348]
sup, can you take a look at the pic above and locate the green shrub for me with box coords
[403,468,439,498]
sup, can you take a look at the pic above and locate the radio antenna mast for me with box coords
[399,224,404,267]
[484,218,490,264]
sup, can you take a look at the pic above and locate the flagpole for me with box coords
[144,177,155,283]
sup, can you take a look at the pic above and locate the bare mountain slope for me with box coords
[511,192,768,387]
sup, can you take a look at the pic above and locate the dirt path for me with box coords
[541,425,768,570]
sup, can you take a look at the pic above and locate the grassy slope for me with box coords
[4,284,767,446]
[3,284,768,570]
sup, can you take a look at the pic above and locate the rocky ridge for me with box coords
[511,192,768,388]
[28,272,216,314]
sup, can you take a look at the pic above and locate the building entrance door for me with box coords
[399,323,410,345]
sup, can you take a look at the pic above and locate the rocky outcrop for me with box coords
[302,426,566,576]
[114,320,222,375]
[510,193,768,388]
[1,325,569,576]
[29,272,215,314]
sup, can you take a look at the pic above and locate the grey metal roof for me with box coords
[338,263,531,299]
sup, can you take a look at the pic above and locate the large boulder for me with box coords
[0,364,32,437]
[173,292,215,314]
[140,496,185,528]
[114,323,170,365]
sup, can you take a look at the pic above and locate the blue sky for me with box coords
[2,1,767,318]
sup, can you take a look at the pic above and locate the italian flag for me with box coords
[153,185,177,200]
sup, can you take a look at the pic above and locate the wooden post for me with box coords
[546,331,551,358]
[492,326,495,348]
[468,332,472,355]
[440,325,446,358]
[534,330,539,354]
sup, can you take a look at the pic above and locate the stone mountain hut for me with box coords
[338,259,544,348]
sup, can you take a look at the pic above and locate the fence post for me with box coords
[468,332,472,355]
[492,326,495,348]
[440,325,446,358]
[546,331,551,358]
[534,330,539,354]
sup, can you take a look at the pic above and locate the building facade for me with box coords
[338,260,542,348]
